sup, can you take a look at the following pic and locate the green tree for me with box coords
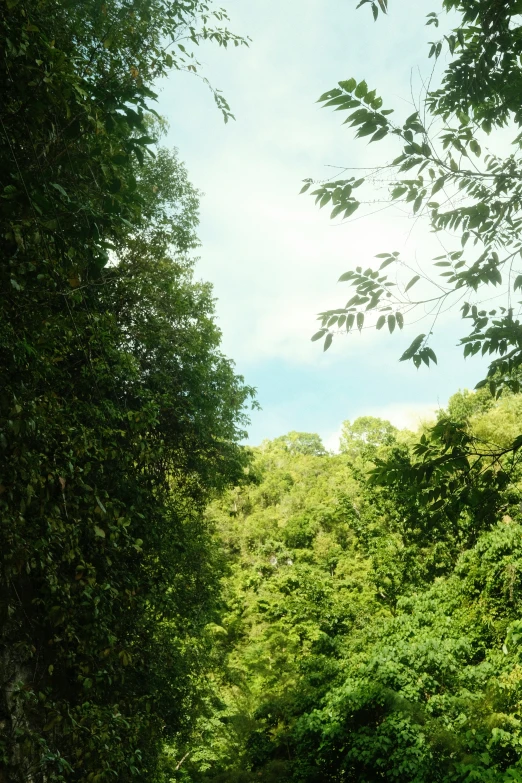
[171,397,522,783]
[340,416,397,459]
[271,431,327,456]
[0,1,251,779]
[441,387,495,423]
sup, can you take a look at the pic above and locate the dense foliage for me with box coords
[6,1,522,782]
[295,9,522,774]
[165,393,522,783]
[0,0,252,780]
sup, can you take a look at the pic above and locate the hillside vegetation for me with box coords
[167,391,522,783]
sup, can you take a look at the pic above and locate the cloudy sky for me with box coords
[157,0,490,448]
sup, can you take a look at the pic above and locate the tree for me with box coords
[0,2,252,779]
[307,1,522,405]
[340,416,397,459]
[272,432,327,456]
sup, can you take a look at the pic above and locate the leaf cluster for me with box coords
[306,1,522,419]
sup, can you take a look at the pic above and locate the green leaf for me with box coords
[356,123,379,138]
[96,496,107,514]
[311,329,327,342]
[400,334,426,361]
[391,185,408,199]
[431,177,446,196]
[379,257,395,269]
[376,315,386,330]
[338,78,357,92]
[343,201,360,218]
[318,87,342,102]
[324,333,333,351]
[94,526,106,538]
[425,347,437,364]
[405,275,420,293]
[387,314,396,333]
[134,135,156,146]
[357,312,364,331]
[354,80,368,99]
[370,126,388,142]
[469,139,481,157]
[319,193,330,209]
[512,434,522,453]
[50,182,69,200]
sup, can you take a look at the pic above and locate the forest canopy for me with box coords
[166,390,522,783]
[3,1,522,782]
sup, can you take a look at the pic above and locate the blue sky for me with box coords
[157,0,490,447]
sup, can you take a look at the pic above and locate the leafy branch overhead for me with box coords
[307,1,522,400]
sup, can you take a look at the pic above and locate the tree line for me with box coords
[170,392,522,783]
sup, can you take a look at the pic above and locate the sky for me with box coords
[157,0,491,449]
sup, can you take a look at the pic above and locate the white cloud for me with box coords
[323,426,343,454]
[361,402,439,431]
[159,0,450,367]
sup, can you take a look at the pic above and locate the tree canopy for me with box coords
[161,391,522,783]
